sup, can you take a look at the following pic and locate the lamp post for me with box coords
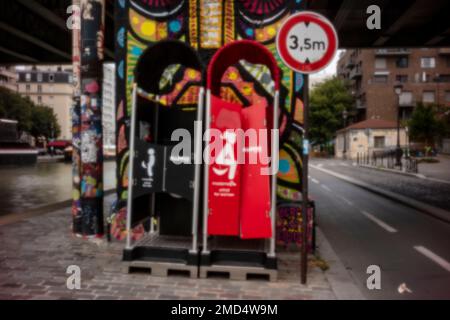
[394,81,404,168]
[342,109,348,160]
[405,126,410,158]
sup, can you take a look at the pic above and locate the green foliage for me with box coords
[30,105,61,140]
[408,103,445,145]
[309,77,354,148]
[0,87,33,133]
[0,87,60,140]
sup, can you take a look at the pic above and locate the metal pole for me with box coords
[202,89,212,254]
[79,0,105,237]
[71,0,82,235]
[126,83,138,249]
[395,96,403,169]
[301,75,309,284]
[191,87,204,254]
[269,90,280,258]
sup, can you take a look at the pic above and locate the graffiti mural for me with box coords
[114,0,306,211]
[72,0,82,234]
[79,0,105,236]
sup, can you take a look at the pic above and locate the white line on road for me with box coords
[311,178,320,184]
[321,185,332,192]
[414,246,450,272]
[339,196,354,206]
[360,210,398,233]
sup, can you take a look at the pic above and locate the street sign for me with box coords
[276,11,338,74]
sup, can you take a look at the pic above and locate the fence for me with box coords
[356,150,418,174]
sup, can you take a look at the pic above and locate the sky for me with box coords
[310,49,342,83]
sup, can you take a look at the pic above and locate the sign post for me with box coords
[276,11,338,284]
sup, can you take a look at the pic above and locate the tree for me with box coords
[0,87,60,141]
[0,87,33,135]
[408,103,441,146]
[30,105,61,141]
[309,77,354,150]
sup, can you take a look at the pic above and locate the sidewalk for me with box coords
[0,196,363,300]
[418,155,450,183]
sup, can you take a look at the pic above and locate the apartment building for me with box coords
[338,48,450,123]
[0,66,17,92]
[17,65,73,140]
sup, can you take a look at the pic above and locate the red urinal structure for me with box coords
[203,40,281,255]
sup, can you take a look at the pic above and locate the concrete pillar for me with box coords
[79,0,105,236]
[71,0,82,234]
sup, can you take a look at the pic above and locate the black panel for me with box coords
[157,193,192,236]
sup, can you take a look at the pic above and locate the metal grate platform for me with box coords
[134,233,193,250]
[207,236,269,252]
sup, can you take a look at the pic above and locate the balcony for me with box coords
[345,58,356,69]
[375,49,411,56]
[350,68,362,79]
[356,99,366,109]
[438,48,450,55]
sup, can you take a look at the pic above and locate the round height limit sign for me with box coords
[277,12,338,74]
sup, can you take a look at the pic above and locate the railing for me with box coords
[375,49,411,56]
[356,150,418,174]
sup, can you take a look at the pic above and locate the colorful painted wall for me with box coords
[115,0,306,207]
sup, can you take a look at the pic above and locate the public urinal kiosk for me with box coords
[201,40,280,281]
[123,41,204,277]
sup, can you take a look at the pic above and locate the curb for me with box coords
[0,189,116,226]
[357,164,425,179]
[316,227,365,300]
[311,165,450,224]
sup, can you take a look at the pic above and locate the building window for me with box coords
[399,91,413,106]
[37,96,42,104]
[395,75,408,83]
[25,73,31,82]
[396,57,409,68]
[37,73,43,82]
[373,75,388,83]
[445,91,450,103]
[421,57,436,68]
[26,84,30,92]
[49,74,55,82]
[374,136,385,148]
[438,74,450,83]
[375,58,386,69]
[423,91,436,104]
[37,85,42,93]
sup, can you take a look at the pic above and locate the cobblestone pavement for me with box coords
[312,159,450,212]
[0,200,341,300]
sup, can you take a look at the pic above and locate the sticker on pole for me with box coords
[276,11,338,74]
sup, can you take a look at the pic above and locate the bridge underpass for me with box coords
[1,0,450,299]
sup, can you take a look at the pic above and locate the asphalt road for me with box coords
[309,159,450,299]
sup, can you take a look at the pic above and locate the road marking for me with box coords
[339,196,354,206]
[317,163,323,168]
[414,246,450,272]
[340,162,349,166]
[360,210,398,233]
[311,178,320,184]
[321,185,331,192]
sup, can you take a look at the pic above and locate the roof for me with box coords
[1,0,450,64]
[337,119,402,133]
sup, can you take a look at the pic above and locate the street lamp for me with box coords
[394,81,404,168]
[342,109,348,160]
